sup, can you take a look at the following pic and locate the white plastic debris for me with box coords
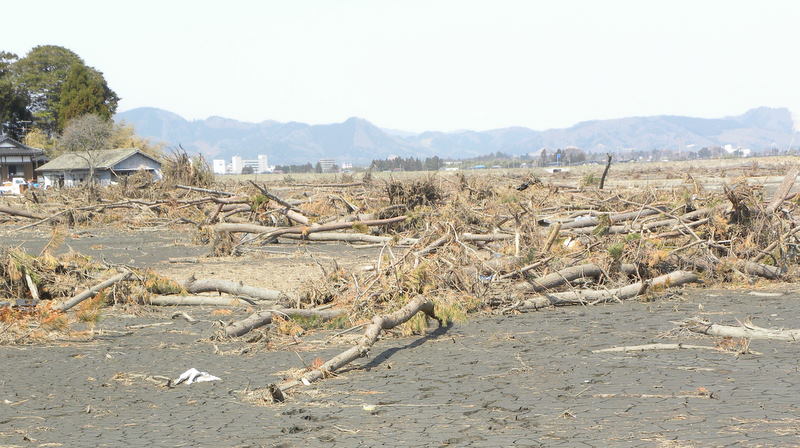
[174,368,221,385]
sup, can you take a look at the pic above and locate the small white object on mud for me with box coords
[747,291,784,297]
[174,368,221,385]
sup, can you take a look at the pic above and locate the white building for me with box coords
[258,155,269,173]
[231,156,243,174]
[212,159,226,175]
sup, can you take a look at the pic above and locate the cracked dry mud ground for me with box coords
[2,289,800,447]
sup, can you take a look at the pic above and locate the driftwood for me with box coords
[415,235,449,257]
[566,207,719,235]
[281,232,418,245]
[144,295,252,306]
[56,271,132,312]
[461,232,514,242]
[212,223,278,234]
[176,185,235,196]
[269,295,439,400]
[523,263,603,292]
[543,222,561,252]
[592,343,719,353]
[263,216,407,240]
[514,270,699,311]
[0,205,44,220]
[559,207,664,230]
[737,261,781,279]
[224,307,346,337]
[213,216,407,241]
[684,318,800,341]
[184,276,286,302]
[765,165,799,214]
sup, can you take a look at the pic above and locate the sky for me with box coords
[4,0,800,132]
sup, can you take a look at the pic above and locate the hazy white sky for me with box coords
[4,0,799,132]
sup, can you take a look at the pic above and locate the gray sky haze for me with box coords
[5,0,799,132]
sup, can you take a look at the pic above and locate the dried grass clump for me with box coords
[161,147,214,188]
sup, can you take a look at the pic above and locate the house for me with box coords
[36,148,162,188]
[0,135,47,182]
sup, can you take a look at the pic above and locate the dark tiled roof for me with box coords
[0,135,45,157]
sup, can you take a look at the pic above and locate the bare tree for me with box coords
[57,114,112,200]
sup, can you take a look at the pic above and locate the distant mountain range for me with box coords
[114,107,799,165]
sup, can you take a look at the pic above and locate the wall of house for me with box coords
[41,170,113,188]
[113,153,161,172]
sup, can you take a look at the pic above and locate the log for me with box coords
[515,270,699,310]
[0,205,44,220]
[289,182,363,188]
[765,165,800,214]
[184,276,286,302]
[685,318,800,342]
[280,232,418,245]
[270,295,439,399]
[281,208,310,225]
[565,207,718,235]
[543,222,561,252]
[263,216,407,240]
[56,271,132,312]
[213,217,406,240]
[738,261,781,279]
[176,185,236,196]
[212,223,279,234]
[144,295,252,306]
[592,343,720,353]
[559,208,663,230]
[523,263,603,292]
[461,232,514,242]
[224,307,346,337]
[415,235,449,257]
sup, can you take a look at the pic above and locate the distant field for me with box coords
[217,155,800,190]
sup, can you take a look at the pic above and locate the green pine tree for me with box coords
[56,63,115,131]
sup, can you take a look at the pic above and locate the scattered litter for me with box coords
[174,368,221,385]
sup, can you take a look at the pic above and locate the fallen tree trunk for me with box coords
[738,261,782,279]
[224,307,346,337]
[176,185,236,196]
[280,208,310,225]
[566,207,718,235]
[263,215,407,240]
[415,235,449,257]
[461,232,514,242]
[523,263,604,292]
[288,182,363,188]
[268,295,439,400]
[559,207,663,229]
[0,205,44,220]
[592,343,720,353]
[212,223,279,234]
[144,295,252,306]
[514,270,699,311]
[280,232,418,245]
[214,217,407,239]
[184,276,286,302]
[56,271,132,312]
[684,318,800,341]
[766,165,800,214]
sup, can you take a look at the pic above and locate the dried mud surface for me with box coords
[2,288,800,447]
[2,227,800,447]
